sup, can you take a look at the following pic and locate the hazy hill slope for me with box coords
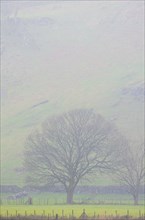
[1,1,144,186]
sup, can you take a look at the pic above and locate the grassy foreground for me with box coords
[0,205,145,217]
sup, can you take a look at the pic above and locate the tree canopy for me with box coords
[24,109,125,204]
[114,143,145,205]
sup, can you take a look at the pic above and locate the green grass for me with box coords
[0,205,144,217]
[1,192,144,206]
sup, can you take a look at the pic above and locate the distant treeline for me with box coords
[1,185,144,194]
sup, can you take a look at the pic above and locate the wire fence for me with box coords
[1,209,145,220]
[0,217,145,220]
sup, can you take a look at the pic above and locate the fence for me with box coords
[1,209,145,220]
[0,217,145,220]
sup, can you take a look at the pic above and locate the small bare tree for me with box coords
[115,143,145,205]
[24,109,124,204]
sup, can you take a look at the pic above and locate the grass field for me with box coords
[1,205,145,218]
[1,192,144,206]
[1,193,144,218]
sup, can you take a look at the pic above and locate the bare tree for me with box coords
[114,143,145,205]
[24,109,124,204]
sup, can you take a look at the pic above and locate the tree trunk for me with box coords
[133,193,139,205]
[66,189,74,204]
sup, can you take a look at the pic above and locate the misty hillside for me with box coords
[1,1,144,186]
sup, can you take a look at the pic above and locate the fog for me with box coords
[1,0,144,198]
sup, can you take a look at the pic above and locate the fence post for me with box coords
[16,210,17,217]
[6,210,8,219]
[34,210,36,216]
[72,210,74,218]
[56,214,58,220]
[79,209,88,220]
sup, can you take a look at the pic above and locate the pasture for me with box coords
[1,192,144,206]
[1,193,144,218]
[0,204,145,218]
